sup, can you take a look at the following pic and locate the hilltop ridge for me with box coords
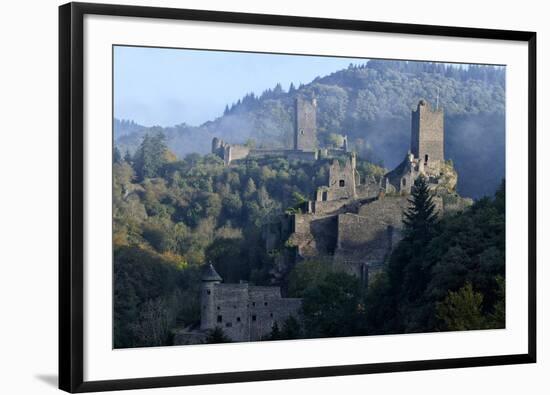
[115,60,505,198]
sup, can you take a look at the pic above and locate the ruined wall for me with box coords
[294,98,318,151]
[411,99,444,163]
[224,144,250,165]
[286,150,318,162]
[355,181,381,200]
[334,196,410,268]
[289,214,338,258]
[311,199,349,216]
[316,155,357,202]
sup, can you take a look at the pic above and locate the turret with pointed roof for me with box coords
[202,263,222,282]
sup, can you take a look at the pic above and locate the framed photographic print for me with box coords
[59,2,536,392]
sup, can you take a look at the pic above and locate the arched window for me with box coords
[425,154,429,163]
[339,179,345,187]
[402,178,406,186]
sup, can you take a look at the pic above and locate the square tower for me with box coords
[410,99,444,164]
[294,97,318,151]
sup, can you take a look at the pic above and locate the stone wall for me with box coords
[311,199,349,216]
[286,150,318,162]
[289,214,338,258]
[201,282,302,342]
[333,196,410,269]
[316,155,357,202]
[224,144,250,165]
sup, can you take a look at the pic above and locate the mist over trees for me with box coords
[113,132,505,347]
[115,59,505,198]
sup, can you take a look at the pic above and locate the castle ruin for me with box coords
[180,99,472,344]
[269,100,471,285]
[211,97,347,165]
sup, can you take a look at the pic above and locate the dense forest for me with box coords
[115,60,505,198]
[113,133,505,348]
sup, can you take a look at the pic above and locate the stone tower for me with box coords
[200,263,222,331]
[410,99,444,165]
[294,97,318,151]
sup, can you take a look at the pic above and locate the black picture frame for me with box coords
[59,2,537,393]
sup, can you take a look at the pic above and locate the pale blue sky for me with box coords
[114,46,365,127]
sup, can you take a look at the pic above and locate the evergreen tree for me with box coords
[133,131,167,180]
[280,316,302,339]
[124,149,133,164]
[288,82,296,94]
[205,327,231,344]
[268,322,281,340]
[403,175,438,242]
[113,146,123,164]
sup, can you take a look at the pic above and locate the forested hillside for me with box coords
[113,134,504,347]
[113,134,385,347]
[115,60,505,198]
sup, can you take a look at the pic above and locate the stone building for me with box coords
[200,264,302,342]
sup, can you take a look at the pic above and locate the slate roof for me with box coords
[202,263,222,282]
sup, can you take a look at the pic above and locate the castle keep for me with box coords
[410,99,444,163]
[294,97,318,150]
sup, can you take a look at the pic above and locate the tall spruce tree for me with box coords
[403,175,438,242]
[382,175,439,331]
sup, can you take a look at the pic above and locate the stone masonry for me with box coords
[282,100,471,286]
[200,264,302,342]
[410,99,444,163]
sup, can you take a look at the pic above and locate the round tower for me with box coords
[200,263,222,330]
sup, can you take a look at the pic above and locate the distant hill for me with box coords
[115,60,505,198]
